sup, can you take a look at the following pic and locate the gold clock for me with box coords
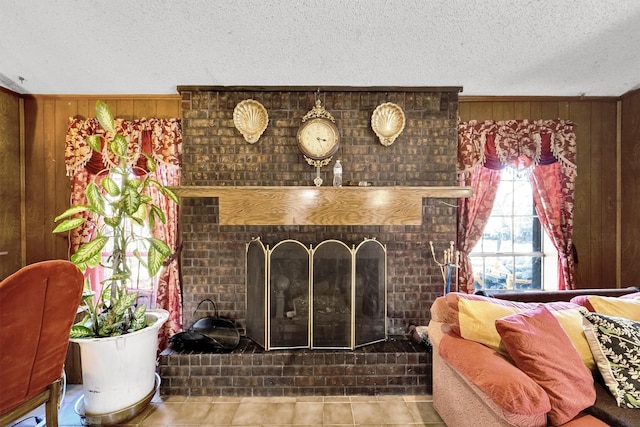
[297,117,340,160]
[297,99,340,162]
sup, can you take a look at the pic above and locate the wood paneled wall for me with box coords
[0,90,22,280]
[459,97,619,289]
[21,96,181,268]
[620,89,640,288]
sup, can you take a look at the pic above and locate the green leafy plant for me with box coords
[53,101,179,338]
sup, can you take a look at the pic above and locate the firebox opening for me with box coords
[246,238,387,350]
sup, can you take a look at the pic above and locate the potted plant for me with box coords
[53,101,178,420]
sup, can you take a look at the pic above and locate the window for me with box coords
[88,172,158,307]
[470,168,558,291]
[99,235,158,308]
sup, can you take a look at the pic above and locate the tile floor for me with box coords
[15,385,446,427]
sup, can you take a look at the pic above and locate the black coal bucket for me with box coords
[170,299,240,352]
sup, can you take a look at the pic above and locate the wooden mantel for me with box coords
[171,186,472,226]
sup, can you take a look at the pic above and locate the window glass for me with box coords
[92,172,157,306]
[471,168,557,292]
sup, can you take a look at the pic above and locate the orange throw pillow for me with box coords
[438,332,551,417]
[495,305,596,426]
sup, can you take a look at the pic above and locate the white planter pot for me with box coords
[71,309,169,416]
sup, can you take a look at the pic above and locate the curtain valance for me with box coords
[65,117,182,176]
[458,119,577,175]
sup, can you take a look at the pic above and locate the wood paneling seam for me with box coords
[19,98,26,267]
[616,100,622,288]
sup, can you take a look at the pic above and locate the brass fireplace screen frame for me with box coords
[246,238,387,350]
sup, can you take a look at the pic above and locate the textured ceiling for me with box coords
[1,0,639,96]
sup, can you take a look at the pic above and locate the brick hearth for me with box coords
[159,336,432,396]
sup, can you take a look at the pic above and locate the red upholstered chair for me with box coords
[0,260,84,427]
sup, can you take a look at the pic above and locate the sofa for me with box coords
[426,287,640,427]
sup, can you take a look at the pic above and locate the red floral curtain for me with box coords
[65,116,183,350]
[457,167,503,293]
[457,120,577,292]
[530,163,577,291]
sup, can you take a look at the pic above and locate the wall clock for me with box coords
[297,99,340,186]
[297,117,340,160]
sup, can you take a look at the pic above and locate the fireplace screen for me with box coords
[246,238,387,350]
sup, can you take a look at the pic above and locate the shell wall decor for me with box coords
[233,99,269,143]
[371,102,405,146]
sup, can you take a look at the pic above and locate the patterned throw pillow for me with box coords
[581,309,640,408]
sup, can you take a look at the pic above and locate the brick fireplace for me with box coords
[159,86,462,396]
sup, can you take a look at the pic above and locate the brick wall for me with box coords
[179,87,459,335]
